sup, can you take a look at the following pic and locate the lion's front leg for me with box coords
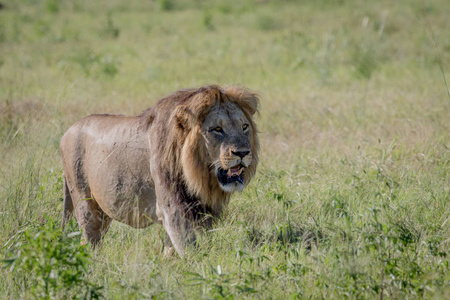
[162,232,175,258]
[157,202,196,257]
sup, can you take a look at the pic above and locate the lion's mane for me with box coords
[140,85,260,217]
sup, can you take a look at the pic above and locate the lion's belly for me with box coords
[96,183,158,228]
[89,158,158,228]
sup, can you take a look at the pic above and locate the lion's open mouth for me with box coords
[217,164,245,186]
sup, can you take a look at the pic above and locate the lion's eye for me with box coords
[242,124,249,131]
[212,126,223,133]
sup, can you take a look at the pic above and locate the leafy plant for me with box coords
[101,13,120,39]
[256,15,278,31]
[3,217,103,299]
[99,54,119,78]
[45,0,60,14]
[202,10,214,31]
[159,0,174,11]
[185,263,259,299]
[353,45,378,79]
[60,49,120,78]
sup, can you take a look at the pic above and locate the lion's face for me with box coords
[175,86,259,208]
[201,102,253,193]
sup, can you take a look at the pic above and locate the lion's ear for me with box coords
[240,93,259,116]
[174,105,194,131]
[223,86,259,116]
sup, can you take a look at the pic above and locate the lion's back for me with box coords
[60,114,157,227]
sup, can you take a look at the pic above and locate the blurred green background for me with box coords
[0,0,449,299]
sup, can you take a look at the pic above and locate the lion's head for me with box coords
[146,85,260,214]
[200,100,255,193]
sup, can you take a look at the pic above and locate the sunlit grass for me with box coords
[1,0,449,298]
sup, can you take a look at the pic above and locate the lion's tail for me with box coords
[61,175,74,229]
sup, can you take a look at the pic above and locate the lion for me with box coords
[60,85,259,257]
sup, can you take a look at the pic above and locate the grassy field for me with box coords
[1,0,449,298]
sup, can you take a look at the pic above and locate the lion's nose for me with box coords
[232,150,250,158]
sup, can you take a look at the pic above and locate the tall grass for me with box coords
[1,0,449,298]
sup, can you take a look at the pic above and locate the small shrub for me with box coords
[45,0,59,14]
[60,49,120,78]
[0,18,5,43]
[99,54,119,78]
[34,19,50,39]
[3,217,103,299]
[186,264,259,299]
[353,45,377,79]
[61,48,97,75]
[217,4,232,14]
[256,15,278,31]
[101,13,120,39]
[202,10,214,31]
[159,0,174,11]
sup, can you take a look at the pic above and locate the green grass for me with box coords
[1,0,449,298]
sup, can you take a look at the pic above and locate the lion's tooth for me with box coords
[237,168,243,175]
[227,169,232,176]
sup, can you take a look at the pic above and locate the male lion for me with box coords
[60,85,259,257]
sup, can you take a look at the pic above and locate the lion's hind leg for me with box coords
[61,176,74,229]
[72,190,112,247]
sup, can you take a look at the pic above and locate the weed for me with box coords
[353,44,378,79]
[158,0,174,11]
[0,18,5,43]
[0,104,19,144]
[34,19,51,39]
[202,10,214,31]
[3,217,103,299]
[45,0,59,14]
[99,54,119,78]
[186,262,262,299]
[217,4,232,14]
[101,12,120,39]
[59,49,120,78]
[256,15,278,31]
